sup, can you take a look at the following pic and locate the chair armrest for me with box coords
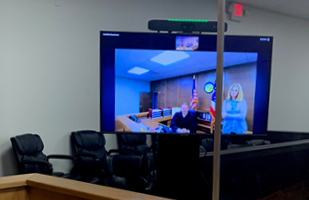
[108,149,130,155]
[74,152,99,162]
[47,154,75,162]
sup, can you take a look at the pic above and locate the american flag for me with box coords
[210,81,216,120]
[190,75,199,110]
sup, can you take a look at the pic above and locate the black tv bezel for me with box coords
[100,30,273,136]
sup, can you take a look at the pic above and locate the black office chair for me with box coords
[106,150,147,191]
[71,130,148,190]
[117,134,154,188]
[70,130,110,184]
[10,133,76,177]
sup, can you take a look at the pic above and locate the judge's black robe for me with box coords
[170,111,197,133]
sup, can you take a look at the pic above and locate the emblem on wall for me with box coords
[204,82,214,94]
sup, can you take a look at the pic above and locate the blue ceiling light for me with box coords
[127,66,149,75]
[151,51,190,66]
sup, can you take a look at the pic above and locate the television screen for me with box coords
[100,31,273,135]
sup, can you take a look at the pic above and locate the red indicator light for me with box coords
[234,4,243,16]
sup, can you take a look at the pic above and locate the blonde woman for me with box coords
[222,83,247,134]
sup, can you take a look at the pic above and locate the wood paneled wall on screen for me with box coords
[150,62,257,131]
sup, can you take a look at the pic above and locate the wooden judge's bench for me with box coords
[115,110,252,134]
[0,173,171,200]
[115,110,214,134]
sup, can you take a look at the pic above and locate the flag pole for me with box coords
[212,0,225,199]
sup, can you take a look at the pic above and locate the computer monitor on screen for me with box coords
[100,31,273,135]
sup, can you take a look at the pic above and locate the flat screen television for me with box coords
[100,31,273,135]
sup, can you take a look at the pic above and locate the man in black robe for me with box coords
[170,102,197,133]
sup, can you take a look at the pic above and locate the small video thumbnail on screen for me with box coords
[114,49,257,135]
[176,36,199,51]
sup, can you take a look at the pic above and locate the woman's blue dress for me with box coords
[222,99,247,134]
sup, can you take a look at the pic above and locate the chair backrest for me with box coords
[71,130,107,170]
[117,134,149,154]
[105,153,144,190]
[71,130,146,190]
[10,133,51,174]
[108,154,142,177]
[117,134,154,182]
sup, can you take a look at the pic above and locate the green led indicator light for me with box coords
[168,19,209,23]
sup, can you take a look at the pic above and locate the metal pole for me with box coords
[212,0,225,199]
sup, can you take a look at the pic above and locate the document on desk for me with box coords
[137,124,150,132]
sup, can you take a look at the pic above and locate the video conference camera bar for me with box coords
[148,19,228,33]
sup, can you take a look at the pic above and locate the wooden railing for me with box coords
[0,174,171,200]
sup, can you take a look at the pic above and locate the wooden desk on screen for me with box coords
[116,112,252,134]
[116,112,172,132]
[0,173,171,200]
[116,112,208,134]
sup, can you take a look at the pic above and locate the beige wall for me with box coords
[0,0,217,177]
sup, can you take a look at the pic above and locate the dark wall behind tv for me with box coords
[150,62,256,131]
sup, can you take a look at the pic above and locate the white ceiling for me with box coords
[115,49,257,81]
[228,0,309,21]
